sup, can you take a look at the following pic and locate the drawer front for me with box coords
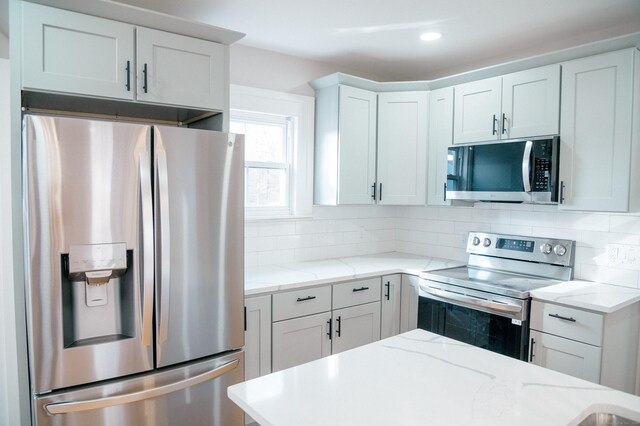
[333,278,381,310]
[530,300,603,346]
[272,286,332,322]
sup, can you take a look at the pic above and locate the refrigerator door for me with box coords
[34,351,244,426]
[23,115,154,394]
[153,126,244,368]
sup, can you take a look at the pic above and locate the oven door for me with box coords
[418,279,530,360]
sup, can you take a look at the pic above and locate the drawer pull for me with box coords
[352,286,369,293]
[548,313,576,322]
[296,296,317,302]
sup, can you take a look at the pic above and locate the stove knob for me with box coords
[554,244,567,256]
[472,236,481,246]
[540,243,552,255]
[483,238,491,247]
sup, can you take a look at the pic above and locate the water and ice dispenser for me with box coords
[62,243,135,347]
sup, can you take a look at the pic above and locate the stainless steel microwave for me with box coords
[445,136,560,204]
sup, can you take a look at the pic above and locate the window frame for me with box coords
[229,84,314,220]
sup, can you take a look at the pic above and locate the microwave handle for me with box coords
[522,140,533,193]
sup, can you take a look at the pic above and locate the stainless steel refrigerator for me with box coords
[22,114,245,425]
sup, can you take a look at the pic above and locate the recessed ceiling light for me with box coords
[420,32,442,41]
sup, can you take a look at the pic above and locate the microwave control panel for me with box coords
[532,141,553,192]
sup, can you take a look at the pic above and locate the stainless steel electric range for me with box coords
[418,231,576,361]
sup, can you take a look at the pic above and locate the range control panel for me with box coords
[467,232,575,267]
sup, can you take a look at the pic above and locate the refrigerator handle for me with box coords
[139,153,154,347]
[157,150,171,343]
[44,358,240,415]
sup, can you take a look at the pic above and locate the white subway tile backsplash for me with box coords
[246,204,640,286]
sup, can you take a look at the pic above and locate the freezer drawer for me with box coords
[34,351,245,426]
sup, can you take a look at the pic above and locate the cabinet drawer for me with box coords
[333,278,381,310]
[272,286,331,322]
[530,301,603,346]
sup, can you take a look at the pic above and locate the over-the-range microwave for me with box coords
[445,136,560,204]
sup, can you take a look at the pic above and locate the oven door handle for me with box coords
[420,285,522,314]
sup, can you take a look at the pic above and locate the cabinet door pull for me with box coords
[379,183,383,201]
[529,338,536,362]
[296,296,316,302]
[548,313,576,322]
[384,282,390,300]
[371,183,377,201]
[492,114,498,135]
[336,316,341,337]
[243,306,247,332]
[559,181,565,204]
[143,63,148,93]
[352,286,369,293]
[125,60,131,92]
[443,182,447,202]
[327,319,332,340]
[502,113,507,135]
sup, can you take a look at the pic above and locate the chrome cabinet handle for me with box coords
[548,313,576,322]
[559,181,565,204]
[157,149,171,343]
[45,359,240,414]
[139,151,153,346]
[522,140,533,193]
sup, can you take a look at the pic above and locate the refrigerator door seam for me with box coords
[139,151,154,347]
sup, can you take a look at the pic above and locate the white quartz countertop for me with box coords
[244,252,463,296]
[228,329,640,426]
[530,280,640,313]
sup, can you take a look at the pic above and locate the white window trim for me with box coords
[230,84,314,219]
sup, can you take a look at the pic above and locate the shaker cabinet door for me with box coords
[22,2,135,100]
[332,302,381,354]
[136,27,227,110]
[559,49,634,212]
[272,312,332,372]
[400,275,419,333]
[427,87,454,205]
[377,91,428,205]
[453,77,501,144]
[244,296,272,381]
[380,275,402,339]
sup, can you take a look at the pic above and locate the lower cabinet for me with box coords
[332,302,381,354]
[272,311,332,372]
[529,299,640,393]
[243,295,272,425]
[380,274,402,339]
[400,274,419,333]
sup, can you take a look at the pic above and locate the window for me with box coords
[230,85,314,219]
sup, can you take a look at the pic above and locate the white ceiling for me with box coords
[21,0,640,81]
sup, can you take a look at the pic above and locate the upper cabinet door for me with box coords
[427,87,454,206]
[453,77,501,144]
[337,85,378,204]
[559,49,634,212]
[22,2,135,100]
[136,27,227,111]
[502,64,560,139]
[377,91,428,205]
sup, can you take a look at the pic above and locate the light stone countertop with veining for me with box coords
[244,252,464,296]
[530,280,640,313]
[228,329,640,426]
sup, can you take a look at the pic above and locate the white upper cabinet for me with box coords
[427,87,454,206]
[136,27,226,111]
[453,77,502,143]
[453,64,560,144]
[558,49,637,212]
[314,85,377,205]
[22,2,135,101]
[377,91,428,205]
[22,2,228,111]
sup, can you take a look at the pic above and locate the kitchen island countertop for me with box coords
[228,329,640,426]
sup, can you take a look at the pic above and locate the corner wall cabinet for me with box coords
[22,2,227,111]
[427,87,454,206]
[453,64,560,144]
[313,83,428,206]
[558,48,639,212]
[529,299,640,393]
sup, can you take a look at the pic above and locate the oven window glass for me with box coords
[469,142,526,192]
[418,296,528,360]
